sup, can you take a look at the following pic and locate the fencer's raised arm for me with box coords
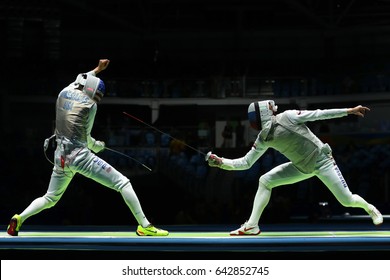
[287,108,348,124]
[286,105,370,125]
[208,143,267,171]
[92,59,110,75]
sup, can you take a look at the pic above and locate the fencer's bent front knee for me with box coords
[101,169,130,191]
[259,175,272,190]
[43,194,60,208]
[113,176,131,191]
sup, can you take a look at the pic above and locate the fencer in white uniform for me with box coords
[7,59,168,236]
[207,100,383,235]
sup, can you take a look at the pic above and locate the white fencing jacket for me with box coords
[220,109,348,174]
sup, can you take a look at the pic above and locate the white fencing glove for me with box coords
[43,134,55,151]
[91,140,105,153]
[43,138,50,152]
[207,153,223,167]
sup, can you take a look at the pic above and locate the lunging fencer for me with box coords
[207,100,383,235]
[7,59,168,236]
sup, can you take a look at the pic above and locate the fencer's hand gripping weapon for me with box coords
[123,112,211,161]
[206,152,223,167]
[43,134,56,165]
[43,134,152,171]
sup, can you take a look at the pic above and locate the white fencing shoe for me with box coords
[368,206,383,226]
[230,221,261,236]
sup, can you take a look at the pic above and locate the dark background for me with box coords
[1,0,390,228]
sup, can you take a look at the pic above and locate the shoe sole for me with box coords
[230,230,261,236]
[136,229,168,236]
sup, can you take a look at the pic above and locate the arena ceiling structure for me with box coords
[91,0,390,32]
[3,0,390,32]
[3,0,390,77]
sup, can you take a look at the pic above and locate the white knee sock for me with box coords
[248,182,271,226]
[20,196,54,224]
[121,183,150,227]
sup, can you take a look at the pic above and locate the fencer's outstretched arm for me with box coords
[92,59,110,75]
[208,144,267,170]
[347,105,370,117]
